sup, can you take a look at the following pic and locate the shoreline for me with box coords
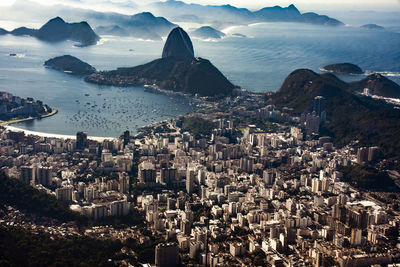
[4,125,117,142]
[1,108,116,141]
[0,108,58,127]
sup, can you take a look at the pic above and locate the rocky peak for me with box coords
[162,27,194,60]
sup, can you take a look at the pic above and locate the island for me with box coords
[191,26,226,39]
[5,17,99,46]
[0,91,56,126]
[85,27,236,97]
[44,55,96,76]
[361,24,385,30]
[320,63,364,75]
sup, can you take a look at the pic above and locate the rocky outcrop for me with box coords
[45,55,96,76]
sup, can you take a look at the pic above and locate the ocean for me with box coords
[0,22,399,137]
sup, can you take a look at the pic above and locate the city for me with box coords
[1,90,400,266]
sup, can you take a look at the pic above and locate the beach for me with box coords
[5,125,116,142]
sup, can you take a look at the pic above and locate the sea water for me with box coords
[0,22,399,137]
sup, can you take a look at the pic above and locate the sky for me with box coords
[0,0,399,12]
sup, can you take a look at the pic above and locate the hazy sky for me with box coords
[1,0,399,12]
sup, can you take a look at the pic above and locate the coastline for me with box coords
[0,108,58,127]
[1,108,116,141]
[4,125,117,142]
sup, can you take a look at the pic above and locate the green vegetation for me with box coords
[182,116,216,138]
[45,55,96,76]
[269,69,400,158]
[339,165,399,192]
[0,225,123,267]
[0,172,87,224]
[125,235,164,264]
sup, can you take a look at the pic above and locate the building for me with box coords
[76,131,88,150]
[55,186,73,202]
[37,166,53,186]
[20,165,35,184]
[123,130,130,147]
[155,243,179,267]
[313,96,326,122]
[186,168,195,195]
[138,161,157,185]
[357,147,369,164]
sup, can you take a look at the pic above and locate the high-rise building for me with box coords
[37,166,53,186]
[55,186,73,202]
[186,168,195,195]
[123,130,130,147]
[160,168,177,185]
[305,112,320,134]
[20,166,35,184]
[76,131,88,150]
[350,228,362,246]
[313,96,326,122]
[119,172,129,194]
[139,161,157,185]
[357,147,369,164]
[155,243,179,267]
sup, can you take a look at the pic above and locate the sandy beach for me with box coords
[5,125,117,142]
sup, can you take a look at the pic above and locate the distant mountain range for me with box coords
[147,2,343,27]
[1,1,345,42]
[268,69,400,157]
[95,12,176,40]
[2,17,99,46]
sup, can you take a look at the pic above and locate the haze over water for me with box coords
[0,22,399,137]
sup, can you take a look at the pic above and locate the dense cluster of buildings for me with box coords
[0,91,49,120]
[0,92,399,266]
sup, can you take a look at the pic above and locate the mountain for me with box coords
[85,27,235,97]
[96,25,128,36]
[36,17,99,45]
[254,4,301,21]
[2,1,175,40]
[128,12,175,33]
[96,24,162,40]
[269,69,400,157]
[0,28,8,35]
[8,17,99,46]
[148,1,343,27]
[301,12,343,26]
[321,63,364,74]
[191,26,226,39]
[10,27,37,36]
[350,73,400,98]
[96,12,177,40]
[148,1,253,25]
[162,27,194,60]
[44,55,96,76]
[361,24,385,30]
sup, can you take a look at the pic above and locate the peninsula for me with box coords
[0,91,56,126]
[85,27,236,97]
